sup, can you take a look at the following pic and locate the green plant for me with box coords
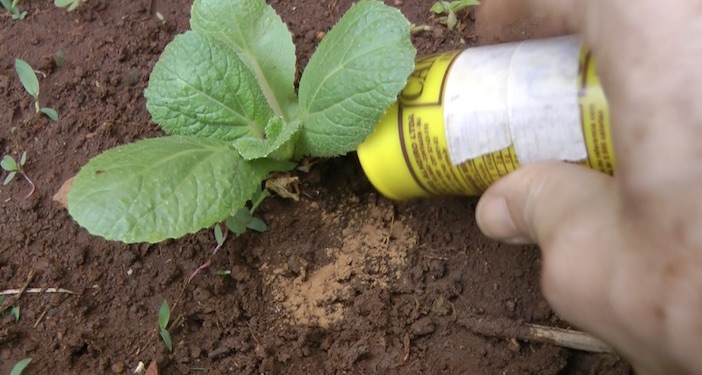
[9,358,32,375]
[0,296,20,321]
[67,0,415,244]
[2,151,36,198]
[158,300,172,352]
[430,0,479,29]
[54,0,83,11]
[1,0,27,20]
[14,59,59,121]
[55,50,65,67]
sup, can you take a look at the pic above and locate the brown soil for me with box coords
[0,1,631,374]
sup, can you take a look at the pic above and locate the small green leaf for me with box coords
[10,358,32,375]
[55,50,65,67]
[19,151,27,166]
[54,0,73,6]
[68,136,289,243]
[246,217,267,233]
[158,300,170,330]
[159,329,173,352]
[14,59,40,97]
[430,1,449,13]
[41,107,59,121]
[216,270,231,276]
[450,0,480,12]
[232,118,301,161]
[1,155,18,171]
[11,306,20,321]
[214,224,224,247]
[234,207,254,223]
[225,211,248,236]
[191,0,298,121]
[446,11,457,29]
[145,31,274,142]
[1,0,12,10]
[3,171,17,185]
[296,0,416,157]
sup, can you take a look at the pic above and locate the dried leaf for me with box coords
[52,177,74,209]
[145,360,159,375]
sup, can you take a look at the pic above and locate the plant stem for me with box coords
[20,171,35,198]
[34,98,40,113]
[250,189,271,214]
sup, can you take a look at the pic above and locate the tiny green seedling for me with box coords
[9,358,32,375]
[67,0,416,245]
[0,296,21,321]
[188,187,270,281]
[1,0,27,20]
[55,50,65,67]
[14,59,59,121]
[54,0,84,11]
[430,0,479,29]
[2,151,36,198]
[158,300,172,352]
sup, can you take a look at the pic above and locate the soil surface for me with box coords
[0,1,632,374]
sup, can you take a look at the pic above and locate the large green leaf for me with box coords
[191,0,298,121]
[145,31,273,141]
[295,0,416,157]
[67,136,284,243]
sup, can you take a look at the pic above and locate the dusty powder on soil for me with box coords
[266,197,417,328]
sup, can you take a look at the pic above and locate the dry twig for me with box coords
[460,316,613,353]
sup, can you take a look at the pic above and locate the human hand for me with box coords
[475,1,702,374]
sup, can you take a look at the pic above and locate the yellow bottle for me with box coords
[357,35,615,200]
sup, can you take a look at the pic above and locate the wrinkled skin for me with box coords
[475,1,702,374]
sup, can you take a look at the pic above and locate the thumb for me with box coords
[476,161,624,336]
[476,161,615,246]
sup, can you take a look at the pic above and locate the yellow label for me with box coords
[395,48,614,197]
[578,50,616,174]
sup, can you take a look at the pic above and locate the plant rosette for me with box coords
[67,0,416,244]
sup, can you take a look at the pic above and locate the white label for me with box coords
[443,35,587,166]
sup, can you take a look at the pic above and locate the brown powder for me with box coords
[267,197,417,328]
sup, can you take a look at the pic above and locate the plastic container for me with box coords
[357,35,615,200]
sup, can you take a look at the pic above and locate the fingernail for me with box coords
[477,196,532,245]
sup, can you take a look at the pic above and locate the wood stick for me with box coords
[459,316,613,353]
[526,323,613,353]
[0,287,77,296]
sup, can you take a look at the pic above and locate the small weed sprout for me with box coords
[0,296,20,321]
[9,358,32,375]
[158,300,172,352]
[54,0,84,12]
[188,187,271,282]
[1,0,27,20]
[55,50,65,67]
[430,0,479,29]
[1,151,36,198]
[14,59,59,121]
